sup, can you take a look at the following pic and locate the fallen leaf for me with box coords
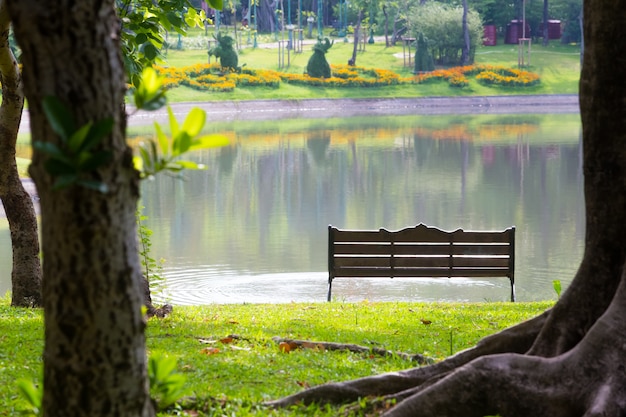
[296,381,311,388]
[278,342,291,353]
[198,338,218,344]
[220,337,234,344]
[228,319,239,324]
[200,347,220,355]
[420,319,432,325]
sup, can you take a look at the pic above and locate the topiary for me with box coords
[306,37,333,78]
[414,33,435,73]
[208,32,239,71]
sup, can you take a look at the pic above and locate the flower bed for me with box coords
[155,63,540,93]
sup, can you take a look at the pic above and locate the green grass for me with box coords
[0,296,553,416]
[158,38,581,102]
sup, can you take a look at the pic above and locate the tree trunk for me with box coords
[7,1,153,416]
[258,0,277,33]
[348,9,362,66]
[382,5,389,47]
[460,0,470,65]
[0,0,42,308]
[542,0,549,47]
[269,1,626,415]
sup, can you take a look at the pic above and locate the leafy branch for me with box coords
[36,96,113,193]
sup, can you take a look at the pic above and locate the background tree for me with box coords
[542,0,549,46]
[0,0,41,307]
[460,0,470,65]
[269,0,626,414]
[408,2,482,66]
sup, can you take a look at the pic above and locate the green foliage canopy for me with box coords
[117,0,221,87]
[408,2,482,66]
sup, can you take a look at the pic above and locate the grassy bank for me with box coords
[158,40,580,102]
[1,298,553,416]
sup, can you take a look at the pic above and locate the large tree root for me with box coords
[266,310,549,408]
[381,298,626,417]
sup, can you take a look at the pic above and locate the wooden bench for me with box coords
[327,224,516,302]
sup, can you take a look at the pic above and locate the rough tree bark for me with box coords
[7,1,153,416]
[269,0,626,415]
[0,0,42,307]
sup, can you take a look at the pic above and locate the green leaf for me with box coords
[133,155,144,173]
[143,43,159,61]
[173,132,192,156]
[52,174,79,190]
[167,106,180,139]
[33,141,70,162]
[42,96,75,141]
[134,67,167,111]
[67,121,93,154]
[16,379,42,411]
[155,123,170,155]
[181,108,206,138]
[135,33,148,44]
[189,134,230,151]
[206,0,224,11]
[44,159,77,176]
[77,150,113,171]
[80,118,114,153]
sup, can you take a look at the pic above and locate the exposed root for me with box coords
[271,337,434,364]
[266,310,548,408]
[146,303,173,319]
[380,305,626,417]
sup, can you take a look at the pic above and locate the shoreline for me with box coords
[18,95,580,133]
[130,94,580,125]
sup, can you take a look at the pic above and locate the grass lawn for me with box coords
[1,297,553,416]
[157,38,580,102]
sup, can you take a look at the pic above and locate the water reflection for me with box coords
[0,113,584,304]
[134,113,584,304]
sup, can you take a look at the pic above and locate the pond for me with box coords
[0,112,584,304]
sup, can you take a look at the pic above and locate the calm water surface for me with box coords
[0,113,584,304]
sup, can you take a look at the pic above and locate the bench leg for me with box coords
[510,281,516,302]
[327,279,333,302]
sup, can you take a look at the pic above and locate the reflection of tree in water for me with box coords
[306,135,331,166]
[218,145,239,175]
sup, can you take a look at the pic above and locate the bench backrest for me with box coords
[328,224,515,302]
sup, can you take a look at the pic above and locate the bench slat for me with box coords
[333,267,512,278]
[333,243,512,256]
[334,256,511,268]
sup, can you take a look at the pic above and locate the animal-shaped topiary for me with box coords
[306,38,333,78]
[208,32,239,70]
[414,33,435,73]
